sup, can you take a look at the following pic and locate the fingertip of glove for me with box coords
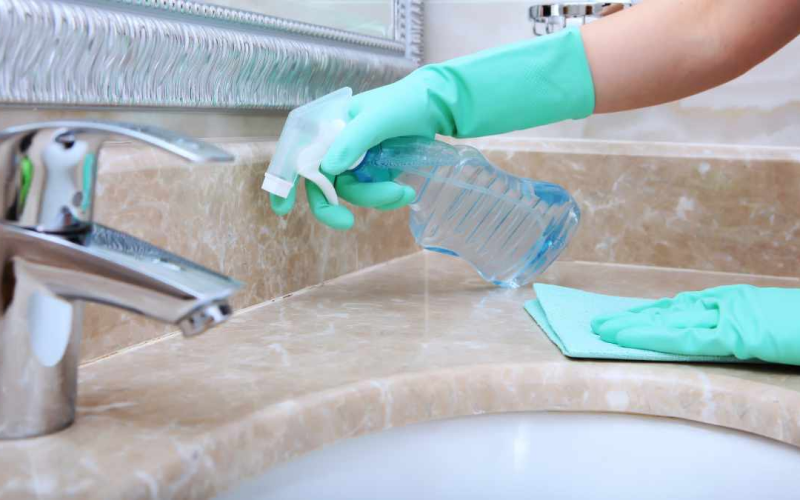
[592,321,616,343]
[589,315,607,335]
[612,327,671,353]
[321,111,378,175]
[376,186,416,212]
[596,328,618,345]
[328,214,355,231]
[314,204,355,231]
[270,194,293,216]
[334,172,357,187]
[401,186,416,203]
[321,149,358,176]
[320,161,344,176]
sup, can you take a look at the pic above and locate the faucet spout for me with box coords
[4,223,242,330]
[0,119,240,439]
[0,223,242,438]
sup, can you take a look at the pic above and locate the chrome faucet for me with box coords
[0,121,243,439]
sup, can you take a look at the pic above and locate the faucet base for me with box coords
[0,416,75,440]
[0,264,82,439]
[0,120,239,440]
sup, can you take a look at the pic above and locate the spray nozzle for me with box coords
[262,87,364,205]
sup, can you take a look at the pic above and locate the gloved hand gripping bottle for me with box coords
[263,88,581,288]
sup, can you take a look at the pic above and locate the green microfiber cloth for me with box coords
[525,283,744,363]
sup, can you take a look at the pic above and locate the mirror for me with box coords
[207,0,395,38]
[0,0,422,110]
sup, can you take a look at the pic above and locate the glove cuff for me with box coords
[417,27,596,138]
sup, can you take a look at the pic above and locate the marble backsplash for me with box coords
[84,139,418,362]
[81,135,800,362]
[473,137,800,277]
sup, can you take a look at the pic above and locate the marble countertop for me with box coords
[3,252,800,499]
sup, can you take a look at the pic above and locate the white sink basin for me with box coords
[216,412,800,500]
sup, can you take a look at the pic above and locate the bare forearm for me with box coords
[581,0,800,113]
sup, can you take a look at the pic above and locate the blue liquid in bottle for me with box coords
[353,137,581,288]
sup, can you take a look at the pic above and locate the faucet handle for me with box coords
[0,120,234,233]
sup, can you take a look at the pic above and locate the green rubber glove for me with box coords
[269,172,415,231]
[591,285,800,366]
[321,27,595,175]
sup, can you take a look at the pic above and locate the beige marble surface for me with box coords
[2,252,800,499]
[474,137,800,278]
[83,139,417,361]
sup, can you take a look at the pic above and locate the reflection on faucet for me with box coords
[0,121,241,439]
[22,223,241,335]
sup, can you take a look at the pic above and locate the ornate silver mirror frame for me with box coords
[0,0,423,110]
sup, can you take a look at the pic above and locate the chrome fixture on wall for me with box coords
[529,2,635,35]
[0,120,242,439]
